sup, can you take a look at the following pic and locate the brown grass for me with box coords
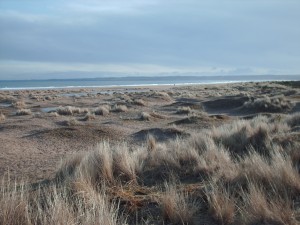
[152,91,172,101]
[161,183,198,224]
[176,106,192,114]
[285,112,300,128]
[243,95,295,112]
[0,113,5,122]
[16,109,32,116]
[140,112,151,121]
[133,99,147,106]
[12,100,26,109]
[206,181,236,225]
[241,184,298,225]
[56,106,89,116]
[61,117,79,126]
[82,112,96,121]
[111,104,128,112]
[94,105,110,116]
[149,111,166,119]
[1,114,299,224]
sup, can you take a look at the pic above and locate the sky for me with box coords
[0,0,300,80]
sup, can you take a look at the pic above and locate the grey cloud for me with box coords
[0,0,300,78]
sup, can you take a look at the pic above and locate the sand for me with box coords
[0,81,299,182]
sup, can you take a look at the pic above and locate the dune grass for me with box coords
[1,113,299,224]
[0,113,5,122]
[16,109,32,116]
[94,105,110,116]
[12,100,26,109]
[176,106,192,114]
[56,106,89,116]
[133,99,147,106]
[61,117,79,126]
[82,112,96,121]
[111,104,128,112]
[243,95,295,113]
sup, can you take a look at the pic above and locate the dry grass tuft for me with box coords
[16,109,32,116]
[133,99,146,106]
[150,111,166,119]
[147,135,157,152]
[285,112,300,128]
[12,100,26,109]
[55,153,85,181]
[140,112,151,121]
[176,106,192,114]
[0,113,5,122]
[242,184,298,225]
[0,94,16,103]
[111,104,128,112]
[1,113,300,224]
[62,117,79,126]
[56,106,88,116]
[0,181,125,225]
[161,183,198,224]
[48,112,59,117]
[243,95,295,112]
[82,112,96,121]
[206,182,236,225]
[152,91,172,101]
[67,142,138,185]
[209,116,285,157]
[94,105,110,116]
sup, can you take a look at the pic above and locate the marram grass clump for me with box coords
[1,114,300,225]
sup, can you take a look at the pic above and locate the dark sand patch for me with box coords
[23,126,122,142]
[202,95,249,115]
[172,115,209,125]
[162,98,203,112]
[171,114,231,130]
[132,127,190,142]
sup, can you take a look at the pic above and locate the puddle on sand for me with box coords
[41,107,58,113]
[0,103,11,107]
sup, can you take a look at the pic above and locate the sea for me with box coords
[0,75,299,90]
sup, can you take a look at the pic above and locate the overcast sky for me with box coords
[0,0,300,80]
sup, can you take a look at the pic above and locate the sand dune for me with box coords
[0,81,299,224]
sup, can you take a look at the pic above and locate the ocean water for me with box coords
[0,75,299,90]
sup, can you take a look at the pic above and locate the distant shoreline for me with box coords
[0,75,299,90]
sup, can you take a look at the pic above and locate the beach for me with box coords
[0,81,299,224]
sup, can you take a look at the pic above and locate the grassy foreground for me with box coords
[1,113,300,225]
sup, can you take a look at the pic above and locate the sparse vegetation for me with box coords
[206,181,236,224]
[16,109,32,116]
[133,99,146,106]
[1,82,300,225]
[94,105,110,116]
[12,100,26,109]
[111,104,128,112]
[82,112,96,121]
[150,111,166,119]
[161,183,198,224]
[0,93,16,103]
[140,111,151,120]
[0,113,5,121]
[48,112,59,117]
[152,91,172,101]
[62,117,79,126]
[1,113,299,224]
[176,106,192,114]
[56,106,89,116]
[243,95,295,112]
